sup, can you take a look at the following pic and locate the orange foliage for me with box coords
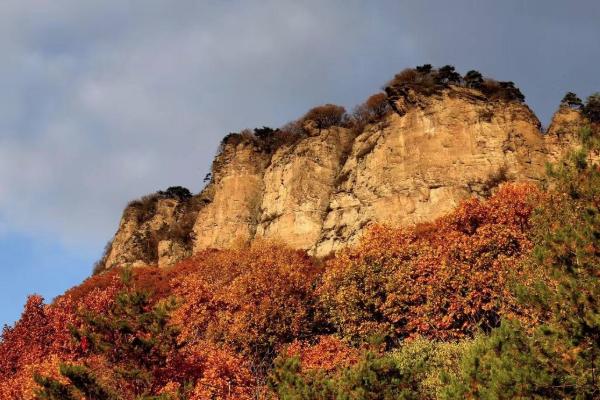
[283,336,360,373]
[0,355,71,400]
[0,295,52,381]
[352,93,390,128]
[188,344,257,400]
[170,242,321,359]
[0,183,547,396]
[319,183,543,341]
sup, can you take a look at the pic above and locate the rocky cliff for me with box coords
[545,105,589,162]
[97,77,593,272]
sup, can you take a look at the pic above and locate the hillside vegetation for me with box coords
[2,85,600,398]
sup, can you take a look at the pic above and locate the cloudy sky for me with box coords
[1,0,599,327]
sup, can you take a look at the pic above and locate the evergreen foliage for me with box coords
[270,352,422,400]
[444,125,600,399]
[583,92,600,122]
[3,121,600,398]
[561,92,584,108]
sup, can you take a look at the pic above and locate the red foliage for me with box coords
[319,183,543,341]
[0,183,547,397]
[0,295,52,381]
[170,242,321,359]
[283,336,360,373]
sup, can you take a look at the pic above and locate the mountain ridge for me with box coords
[96,66,588,273]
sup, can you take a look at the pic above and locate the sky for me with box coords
[0,0,599,328]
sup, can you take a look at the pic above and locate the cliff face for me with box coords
[100,191,206,271]
[545,105,588,162]
[98,86,590,271]
[253,124,356,251]
[316,87,547,255]
[193,139,271,250]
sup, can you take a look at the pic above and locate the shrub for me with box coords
[351,93,391,129]
[270,350,425,399]
[126,193,161,224]
[582,92,600,122]
[318,184,541,343]
[390,68,419,86]
[561,92,583,108]
[390,338,473,399]
[480,79,525,102]
[157,186,192,201]
[463,70,483,89]
[415,64,433,74]
[126,185,193,226]
[218,129,256,151]
[170,243,321,363]
[386,65,526,103]
[387,66,437,94]
[282,336,360,374]
[436,65,461,85]
[441,321,570,400]
[301,104,347,130]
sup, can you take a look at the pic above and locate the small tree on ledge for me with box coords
[560,92,583,108]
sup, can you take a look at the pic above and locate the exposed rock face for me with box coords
[193,138,271,251]
[316,87,547,255]
[103,198,182,270]
[545,106,588,162]
[254,124,356,250]
[100,194,203,271]
[98,86,591,272]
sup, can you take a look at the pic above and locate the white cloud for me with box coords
[0,0,597,250]
[0,0,412,248]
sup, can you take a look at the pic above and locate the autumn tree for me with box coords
[444,128,600,398]
[301,104,346,130]
[0,295,52,381]
[351,93,390,130]
[35,268,182,399]
[319,184,541,343]
[171,243,321,368]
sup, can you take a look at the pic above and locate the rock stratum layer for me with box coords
[99,86,590,271]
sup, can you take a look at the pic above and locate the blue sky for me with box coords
[1,0,599,327]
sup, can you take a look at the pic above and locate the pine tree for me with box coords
[561,92,584,108]
[524,126,600,396]
[35,267,181,399]
[34,372,78,400]
[443,125,600,399]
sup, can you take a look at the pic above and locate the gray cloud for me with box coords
[0,0,598,249]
